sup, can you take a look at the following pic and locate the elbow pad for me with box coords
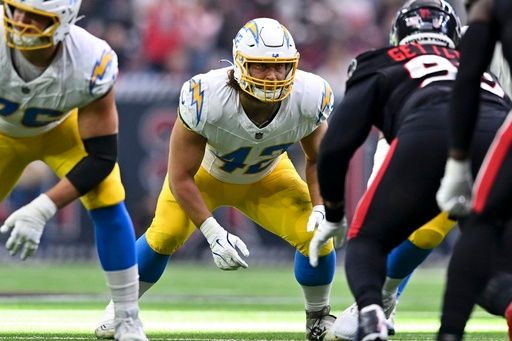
[66,134,117,195]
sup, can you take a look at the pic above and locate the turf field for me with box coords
[0,262,507,340]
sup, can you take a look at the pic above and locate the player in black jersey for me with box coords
[308,0,511,340]
[436,0,512,340]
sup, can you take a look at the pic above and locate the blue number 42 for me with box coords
[220,143,292,174]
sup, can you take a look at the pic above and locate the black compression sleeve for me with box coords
[449,22,497,152]
[66,134,118,195]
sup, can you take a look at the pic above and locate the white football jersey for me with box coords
[0,18,118,137]
[179,67,334,184]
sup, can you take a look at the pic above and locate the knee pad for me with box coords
[145,225,192,255]
[408,228,445,249]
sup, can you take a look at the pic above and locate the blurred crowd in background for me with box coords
[80,0,418,98]
[76,0,466,97]
[0,0,466,262]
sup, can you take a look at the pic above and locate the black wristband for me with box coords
[66,134,117,195]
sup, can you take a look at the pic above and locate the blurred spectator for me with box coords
[140,0,185,72]
[78,0,139,70]
[76,0,406,79]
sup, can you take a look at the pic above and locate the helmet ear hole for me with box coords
[389,0,461,48]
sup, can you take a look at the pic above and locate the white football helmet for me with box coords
[232,18,300,102]
[3,0,82,50]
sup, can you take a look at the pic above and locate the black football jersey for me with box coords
[494,0,512,48]
[345,43,510,142]
[318,43,510,208]
[442,1,512,153]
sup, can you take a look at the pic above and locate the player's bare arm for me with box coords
[168,117,210,227]
[168,114,250,271]
[45,89,119,208]
[77,88,119,138]
[300,121,328,206]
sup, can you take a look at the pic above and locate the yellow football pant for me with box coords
[408,211,456,249]
[145,154,334,256]
[0,110,124,210]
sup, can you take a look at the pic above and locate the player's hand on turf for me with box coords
[436,158,473,218]
[199,217,250,270]
[309,217,347,267]
[306,205,326,232]
[0,194,57,260]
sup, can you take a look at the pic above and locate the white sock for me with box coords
[104,264,140,316]
[301,283,331,312]
[139,281,154,297]
[382,277,402,296]
[101,280,154,322]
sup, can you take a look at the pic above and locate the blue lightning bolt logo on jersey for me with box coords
[89,50,114,94]
[177,67,333,184]
[189,79,204,126]
[318,82,333,123]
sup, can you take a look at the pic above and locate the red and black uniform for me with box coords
[438,0,512,338]
[318,43,510,310]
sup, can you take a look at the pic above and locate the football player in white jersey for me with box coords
[95,17,338,341]
[0,1,147,340]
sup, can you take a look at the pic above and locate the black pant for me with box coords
[344,107,504,310]
[440,112,512,336]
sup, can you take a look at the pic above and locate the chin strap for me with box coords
[218,59,234,67]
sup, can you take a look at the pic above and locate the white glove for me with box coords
[436,158,473,217]
[306,205,325,232]
[199,217,250,270]
[309,217,348,267]
[0,194,57,260]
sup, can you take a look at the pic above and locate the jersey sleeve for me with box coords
[178,76,208,134]
[317,79,335,123]
[86,42,118,98]
[300,73,334,126]
[346,49,383,87]
[449,22,498,152]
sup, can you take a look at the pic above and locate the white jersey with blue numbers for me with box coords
[178,67,334,184]
[0,19,118,137]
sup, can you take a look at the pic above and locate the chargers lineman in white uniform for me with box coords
[95,18,337,341]
[0,1,147,340]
